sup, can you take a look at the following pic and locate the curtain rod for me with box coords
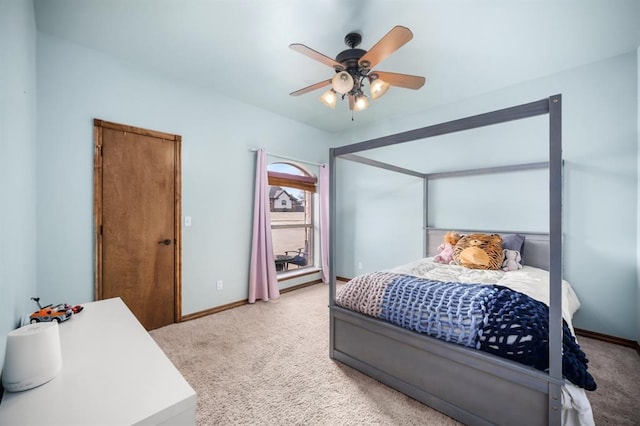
[249,148,324,167]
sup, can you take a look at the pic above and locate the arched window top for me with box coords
[267,162,317,193]
[268,162,308,176]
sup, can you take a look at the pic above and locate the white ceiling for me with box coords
[34,0,640,133]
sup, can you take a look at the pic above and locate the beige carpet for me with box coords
[151,284,640,426]
[577,336,640,425]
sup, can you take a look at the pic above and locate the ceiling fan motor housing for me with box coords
[335,47,368,94]
[335,48,367,69]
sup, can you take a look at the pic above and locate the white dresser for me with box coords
[0,297,196,425]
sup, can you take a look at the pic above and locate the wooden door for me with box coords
[94,119,181,330]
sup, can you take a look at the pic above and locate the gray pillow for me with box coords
[502,234,525,253]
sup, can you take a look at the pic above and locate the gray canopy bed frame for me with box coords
[328,95,564,425]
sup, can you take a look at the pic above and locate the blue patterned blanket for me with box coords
[336,271,596,391]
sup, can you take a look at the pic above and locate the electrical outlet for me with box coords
[216,280,223,290]
[357,261,363,270]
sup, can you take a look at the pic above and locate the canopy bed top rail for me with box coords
[339,153,426,178]
[333,97,553,156]
[339,155,550,179]
[425,161,549,179]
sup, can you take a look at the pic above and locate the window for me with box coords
[267,163,315,273]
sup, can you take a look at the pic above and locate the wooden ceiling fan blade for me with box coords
[373,71,425,89]
[290,43,345,70]
[358,26,413,69]
[289,79,332,96]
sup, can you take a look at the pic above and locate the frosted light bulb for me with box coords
[331,71,354,94]
[370,78,390,100]
[320,89,337,109]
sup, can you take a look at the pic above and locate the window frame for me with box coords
[268,163,316,274]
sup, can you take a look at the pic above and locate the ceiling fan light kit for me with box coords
[332,71,354,94]
[369,77,390,100]
[289,26,425,112]
[319,89,338,109]
[354,94,369,111]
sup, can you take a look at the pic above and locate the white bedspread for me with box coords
[390,257,594,426]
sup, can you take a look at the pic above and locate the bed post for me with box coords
[548,94,563,425]
[423,178,429,257]
[329,147,337,359]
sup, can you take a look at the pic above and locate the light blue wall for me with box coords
[0,0,38,370]
[36,32,330,316]
[335,161,424,276]
[335,51,639,341]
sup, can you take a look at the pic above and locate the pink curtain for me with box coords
[319,164,330,283]
[248,149,279,303]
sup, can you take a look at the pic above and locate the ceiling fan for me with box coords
[289,26,426,111]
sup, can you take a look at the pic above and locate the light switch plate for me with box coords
[184,216,192,227]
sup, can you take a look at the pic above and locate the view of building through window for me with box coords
[268,163,314,273]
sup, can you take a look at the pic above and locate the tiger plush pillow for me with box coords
[453,233,504,270]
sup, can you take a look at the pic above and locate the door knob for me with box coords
[158,239,172,245]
